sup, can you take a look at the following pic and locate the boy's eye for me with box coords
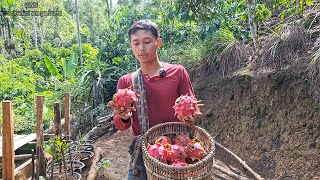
[145,41,151,44]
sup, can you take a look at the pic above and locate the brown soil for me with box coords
[195,63,320,179]
[94,129,131,180]
[49,171,81,180]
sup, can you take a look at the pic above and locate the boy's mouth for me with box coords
[139,54,147,58]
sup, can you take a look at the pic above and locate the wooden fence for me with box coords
[1,93,71,180]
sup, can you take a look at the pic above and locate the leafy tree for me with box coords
[264,0,313,18]
[77,0,108,46]
[71,43,98,67]
[0,0,32,58]
[14,49,50,77]
[0,60,44,132]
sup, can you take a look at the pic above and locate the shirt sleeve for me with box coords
[112,75,132,131]
[179,66,195,97]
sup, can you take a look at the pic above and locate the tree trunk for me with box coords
[54,15,59,40]
[171,0,175,52]
[5,18,13,60]
[252,0,258,43]
[75,0,83,65]
[92,78,100,126]
[109,0,112,16]
[6,18,12,40]
[296,0,300,15]
[32,16,38,49]
[106,0,110,16]
[296,0,303,17]
[89,16,95,44]
[247,0,258,51]
[0,21,5,55]
[39,17,45,48]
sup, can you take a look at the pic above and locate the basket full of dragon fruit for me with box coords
[141,95,215,180]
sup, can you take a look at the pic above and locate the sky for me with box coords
[112,0,118,6]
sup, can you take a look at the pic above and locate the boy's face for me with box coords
[130,29,162,64]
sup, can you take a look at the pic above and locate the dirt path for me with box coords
[94,129,131,180]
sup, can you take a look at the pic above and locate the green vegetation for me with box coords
[95,158,111,171]
[0,0,317,133]
[45,135,70,162]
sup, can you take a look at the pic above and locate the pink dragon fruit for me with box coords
[155,135,172,146]
[185,140,206,161]
[170,144,187,163]
[174,133,191,146]
[108,87,139,111]
[173,95,203,123]
[159,143,172,164]
[147,143,163,160]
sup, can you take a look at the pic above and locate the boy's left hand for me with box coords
[107,101,133,120]
[177,115,202,126]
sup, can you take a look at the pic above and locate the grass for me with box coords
[201,28,251,77]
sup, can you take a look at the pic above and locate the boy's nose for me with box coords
[139,44,146,51]
[139,47,145,51]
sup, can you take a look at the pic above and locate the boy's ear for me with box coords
[156,38,162,48]
[130,43,132,49]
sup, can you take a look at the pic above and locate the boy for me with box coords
[110,19,195,180]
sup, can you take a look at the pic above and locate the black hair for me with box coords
[128,19,160,40]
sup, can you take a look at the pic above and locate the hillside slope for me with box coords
[194,38,320,179]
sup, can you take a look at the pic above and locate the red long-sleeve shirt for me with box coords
[113,63,194,136]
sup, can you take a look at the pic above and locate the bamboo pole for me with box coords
[212,164,250,180]
[64,93,71,140]
[14,158,34,180]
[0,154,32,162]
[54,102,61,136]
[2,101,14,180]
[87,147,103,180]
[36,96,46,178]
[215,141,265,180]
[31,149,35,180]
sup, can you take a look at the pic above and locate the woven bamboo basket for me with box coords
[142,122,215,180]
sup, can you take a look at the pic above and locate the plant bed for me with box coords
[65,150,95,166]
[49,171,81,180]
[74,140,94,145]
[70,144,96,152]
[47,160,85,174]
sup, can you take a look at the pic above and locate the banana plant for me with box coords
[44,53,77,81]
